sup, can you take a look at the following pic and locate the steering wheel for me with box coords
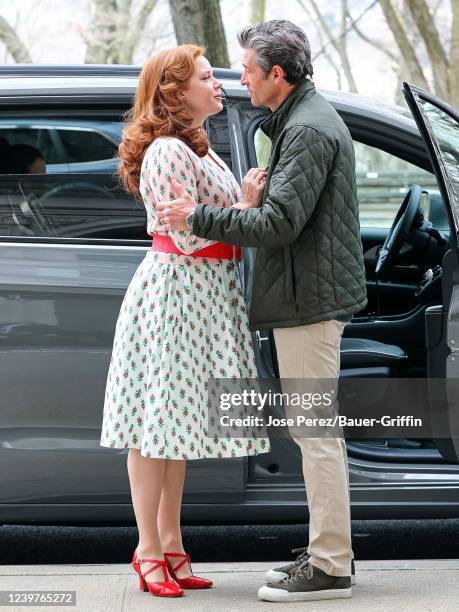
[40,181,118,203]
[374,184,423,277]
[13,180,118,237]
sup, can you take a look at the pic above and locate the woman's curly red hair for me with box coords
[118,44,209,200]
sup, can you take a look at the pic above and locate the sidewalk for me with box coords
[1,559,458,611]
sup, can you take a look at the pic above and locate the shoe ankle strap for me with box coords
[164,552,191,573]
[136,557,168,581]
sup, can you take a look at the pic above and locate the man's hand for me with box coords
[156,179,196,231]
[240,167,267,208]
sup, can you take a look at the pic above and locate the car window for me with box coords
[253,127,439,229]
[56,127,118,164]
[353,141,438,228]
[254,127,272,170]
[0,112,231,241]
[0,120,120,168]
[0,117,147,241]
[414,99,459,224]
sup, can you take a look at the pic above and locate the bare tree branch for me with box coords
[83,0,159,64]
[337,0,358,92]
[0,15,32,62]
[307,0,378,61]
[85,0,120,63]
[298,0,358,92]
[134,0,159,35]
[301,0,342,88]
[405,0,449,99]
[346,8,398,62]
[378,0,429,90]
[123,0,158,63]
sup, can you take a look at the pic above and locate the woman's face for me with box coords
[181,55,223,126]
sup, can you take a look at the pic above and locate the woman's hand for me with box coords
[239,167,267,209]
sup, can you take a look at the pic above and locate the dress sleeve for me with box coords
[143,137,217,254]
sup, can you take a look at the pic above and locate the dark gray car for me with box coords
[0,65,458,526]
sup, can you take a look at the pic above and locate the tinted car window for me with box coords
[417,100,459,222]
[0,120,120,167]
[0,117,147,240]
[0,111,232,241]
[0,174,147,240]
[55,127,118,163]
[0,125,56,162]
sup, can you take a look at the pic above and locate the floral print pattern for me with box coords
[99,137,270,459]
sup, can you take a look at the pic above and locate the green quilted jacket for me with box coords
[192,78,368,330]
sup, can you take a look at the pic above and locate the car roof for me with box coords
[0,64,416,132]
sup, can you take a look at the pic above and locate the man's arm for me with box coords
[192,126,336,248]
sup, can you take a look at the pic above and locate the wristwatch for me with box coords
[185,212,194,230]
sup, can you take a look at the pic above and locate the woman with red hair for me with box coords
[99,44,270,598]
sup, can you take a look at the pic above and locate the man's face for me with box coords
[241,48,275,108]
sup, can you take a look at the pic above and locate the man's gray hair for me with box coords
[237,19,313,84]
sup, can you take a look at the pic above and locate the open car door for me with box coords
[403,82,459,462]
[225,97,277,379]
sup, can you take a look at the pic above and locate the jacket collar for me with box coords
[259,78,316,139]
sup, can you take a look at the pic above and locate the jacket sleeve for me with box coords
[191,126,336,248]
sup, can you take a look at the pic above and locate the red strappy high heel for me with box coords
[131,549,183,597]
[164,551,213,589]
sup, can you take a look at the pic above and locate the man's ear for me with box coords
[271,65,286,83]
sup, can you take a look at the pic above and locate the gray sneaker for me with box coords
[265,547,355,585]
[259,560,352,603]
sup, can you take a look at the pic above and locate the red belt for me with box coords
[151,233,241,259]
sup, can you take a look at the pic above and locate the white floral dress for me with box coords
[99,136,271,459]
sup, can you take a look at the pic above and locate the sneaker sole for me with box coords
[258,585,352,602]
[265,569,355,586]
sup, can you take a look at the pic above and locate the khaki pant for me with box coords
[273,320,353,577]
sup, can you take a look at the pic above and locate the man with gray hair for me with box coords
[157,19,367,603]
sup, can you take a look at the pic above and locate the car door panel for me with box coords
[403,82,459,461]
[0,107,248,515]
[0,241,145,505]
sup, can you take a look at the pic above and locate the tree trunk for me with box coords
[0,16,32,63]
[336,0,358,93]
[84,0,159,64]
[121,0,159,64]
[169,0,230,67]
[378,0,429,90]
[347,7,398,62]
[202,0,230,67]
[248,0,266,24]
[169,0,204,46]
[304,0,358,92]
[405,0,449,100]
[85,0,119,64]
[450,0,459,108]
